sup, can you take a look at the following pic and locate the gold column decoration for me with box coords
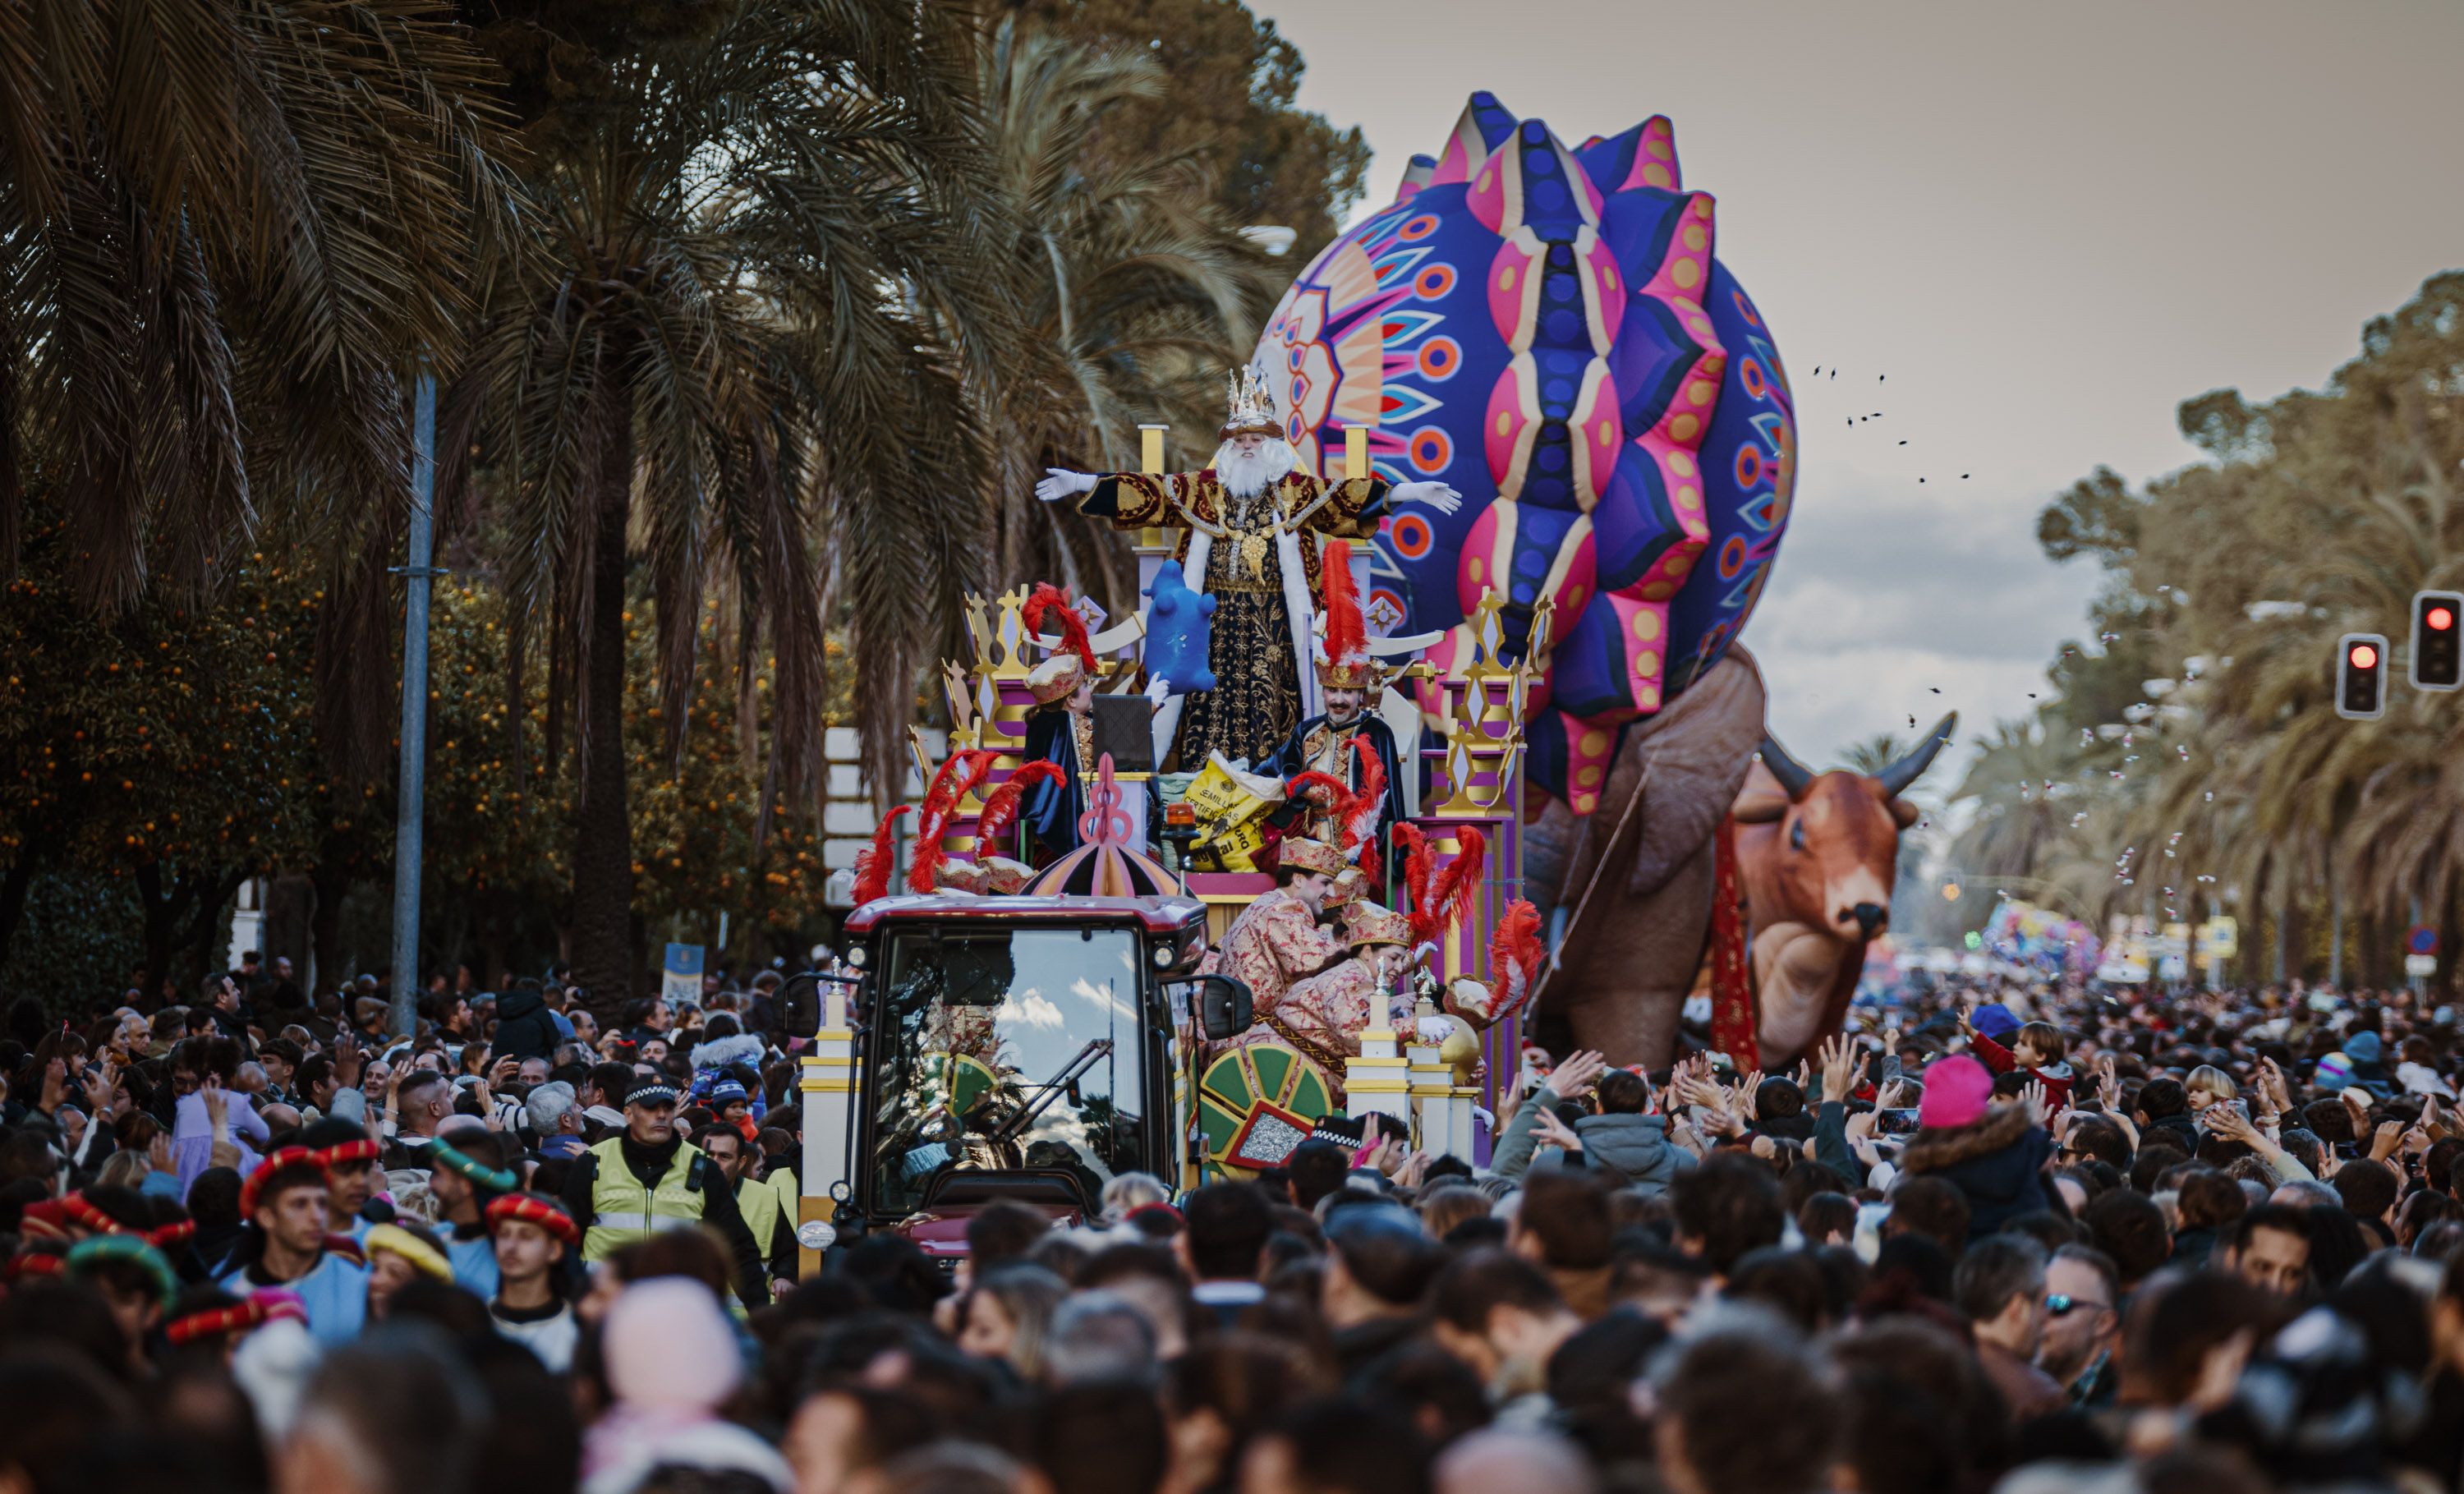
[1429,593,1552,817]
[1344,424,1369,481]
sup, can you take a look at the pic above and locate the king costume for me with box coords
[1216,900,1418,1106]
[1266,540,1409,877]
[1055,370,1391,770]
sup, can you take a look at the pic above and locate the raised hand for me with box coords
[1034,468,1097,503]
[1145,674,1171,710]
[2020,1078,2049,1127]
[1533,1108,1584,1154]
[1392,480,1462,515]
[1550,1049,1608,1099]
[2259,1056,2293,1115]
[1819,1035,1864,1106]
[80,1060,117,1119]
[1738,1069,1765,1123]
[2370,1119,2405,1162]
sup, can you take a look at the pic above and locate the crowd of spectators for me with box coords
[4,958,2464,1494]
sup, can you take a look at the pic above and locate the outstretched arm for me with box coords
[1391,480,1462,514]
[1034,469,1097,503]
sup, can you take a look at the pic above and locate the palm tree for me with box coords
[0,0,513,604]
[976,16,1283,604]
[452,0,1019,1004]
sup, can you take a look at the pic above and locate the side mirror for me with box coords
[1168,974,1254,1041]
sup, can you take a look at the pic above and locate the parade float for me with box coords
[792,90,1810,1262]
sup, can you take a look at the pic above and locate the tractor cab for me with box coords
[802,893,1246,1269]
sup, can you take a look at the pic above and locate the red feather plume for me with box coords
[1486,899,1546,1023]
[1411,825,1487,945]
[1394,823,1436,930]
[1318,540,1367,673]
[908,750,1000,894]
[1022,583,1096,671]
[975,761,1064,856]
[1283,770,1350,850]
[853,806,912,907]
[1331,542,1370,675]
[1340,735,1386,854]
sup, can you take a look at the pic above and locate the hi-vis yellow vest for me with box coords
[583,1137,708,1262]
[738,1177,780,1257]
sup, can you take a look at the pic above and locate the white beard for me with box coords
[1214,439,1296,501]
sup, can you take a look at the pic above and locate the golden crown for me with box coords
[1219,365,1281,439]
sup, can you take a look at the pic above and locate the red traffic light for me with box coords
[2350,643,2379,669]
[2431,606,2455,632]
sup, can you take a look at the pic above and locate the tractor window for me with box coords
[868,927,1145,1217]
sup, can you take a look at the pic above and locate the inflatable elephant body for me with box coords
[1524,646,1769,1068]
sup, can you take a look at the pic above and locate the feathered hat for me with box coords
[1023,584,1097,706]
[1394,823,1487,947]
[1315,540,1375,690]
[1445,899,1545,1027]
[851,805,912,908]
[1220,365,1280,441]
[908,750,1001,895]
[972,761,1064,892]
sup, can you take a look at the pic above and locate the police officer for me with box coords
[558,1078,768,1311]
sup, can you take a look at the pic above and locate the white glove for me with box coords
[1393,480,1462,515]
[1035,468,1098,503]
[1145,674,1171,709]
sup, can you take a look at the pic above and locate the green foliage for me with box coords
[1019,0,1372,262]
[1955,273,2464,982]
[0,0,1368,997]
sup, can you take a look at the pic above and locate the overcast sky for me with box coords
[1262,0,2464,776]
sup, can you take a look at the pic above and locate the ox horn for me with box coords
[1877,712,1959,797]
[1758,733,1817,799]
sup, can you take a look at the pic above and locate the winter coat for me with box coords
[1569,1112,1697,1195]
[1898,1102,2053,1240]
[493,987,562,1062]
[691,1034,769,1077]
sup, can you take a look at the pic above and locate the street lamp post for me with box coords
[388,375,439,1037]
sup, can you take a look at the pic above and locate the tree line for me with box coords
[1948,274,2464,991]
[0,0,1368,1009]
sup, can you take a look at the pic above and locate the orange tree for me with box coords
[417,584,839,999]
[0,508,352,1004]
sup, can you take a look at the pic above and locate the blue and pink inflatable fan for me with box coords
[1252,92,1796,812]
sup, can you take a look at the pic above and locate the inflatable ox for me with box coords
[1524,645,1951,1069]
[1731,712,1954,1066]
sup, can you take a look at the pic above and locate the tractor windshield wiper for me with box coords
[986,1039,1115,1145]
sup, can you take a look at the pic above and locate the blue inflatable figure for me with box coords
[1143,560,1216,696]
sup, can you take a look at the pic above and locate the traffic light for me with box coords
[2337,632,2388,719]
[2411,590,2463,692]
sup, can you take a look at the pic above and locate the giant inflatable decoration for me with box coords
[1253,92,1796,811]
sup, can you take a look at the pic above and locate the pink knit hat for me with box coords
[1919,1055,1993,1129]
